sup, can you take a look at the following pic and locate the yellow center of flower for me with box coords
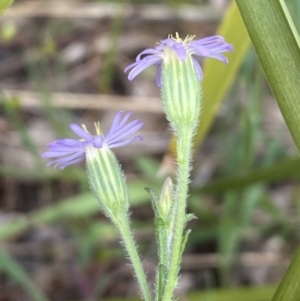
[80,123,102,136]
[94,122,102,135]
[78,123,102,142]
[170,32,195,45]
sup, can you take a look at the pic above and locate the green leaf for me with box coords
[235,0,300,153]
[0,250,49,301]
[197,157,300,194]
[195,1,250,147]
[271,247,300,301]
[185,213,197,223]
[157,264,168,301]
[180,229,191,258]
[0,0,14,15]
[145,186,159,215]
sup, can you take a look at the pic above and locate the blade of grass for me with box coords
[0,249,50,301]
[0,0,14,15]
[98,4,123,92]
[197,157,300,194]
[235,0,300,153]
[271,247,300,301]
[279,0,300,46]
[0,93,43,167]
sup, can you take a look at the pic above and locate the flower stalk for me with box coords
[43,111,150,300]
[125,33,232,301]
[86,145,152,301]
[162,127,194,301]
[114,213,153,301]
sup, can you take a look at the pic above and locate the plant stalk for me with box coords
[162,127,193,301]
[115,214,152,301]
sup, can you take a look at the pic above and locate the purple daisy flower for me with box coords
[125,34,233,87]
[42,111,143,169]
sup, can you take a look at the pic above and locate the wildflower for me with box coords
[125,34,233,87]
[42,111,143,169]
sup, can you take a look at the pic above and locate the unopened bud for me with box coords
[157,177,174,220]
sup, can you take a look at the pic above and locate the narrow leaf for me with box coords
[235,0,300,153]
[0,0,14,15]
[156,264,167,301]
[0,250,49,301]
[271,247,300,301]
[197,157,300,194]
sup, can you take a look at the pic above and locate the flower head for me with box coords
[125,34,233,87]
[42,111,143,169]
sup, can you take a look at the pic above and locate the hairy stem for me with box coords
[162,127,193,301]
[115,214,152,301]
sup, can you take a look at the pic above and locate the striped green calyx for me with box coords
[86,145,128,219]
[161,36,202,132]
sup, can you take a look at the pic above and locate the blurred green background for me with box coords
[1,0,300,300]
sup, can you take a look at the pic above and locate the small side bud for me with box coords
[157,177,174,221]
[86,145,128,219]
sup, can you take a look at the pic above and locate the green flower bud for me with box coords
[157,177,174,221]
[86,145,128,218]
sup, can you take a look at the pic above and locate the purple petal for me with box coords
[194,35,225,45]
[59,156,85,169]
[126,56,162,81]
[156,38,174,51]
[106,120,143,144]
[188,43,210,56]
[47,152,85,169]
[191,58,203,80]
[42,148,84,157]
[118,112,133,128]
[188,38,233,60]
[204,43,233,53]
[105,111,134,140]
[207,53,229,63]
[155,65,162,87]
[93,135,103,148]
[70,124,93,141]
[108,135,143,149]
[136,48,161,61]
[106,111,123,137]
[172,43,187,61]
[188,41,231,64]
[49,138,83,147]
[124,61,139,73]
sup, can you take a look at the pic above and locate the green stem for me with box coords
[162,128,193,301]
[116,214,152,301]
[155,220,168,301]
